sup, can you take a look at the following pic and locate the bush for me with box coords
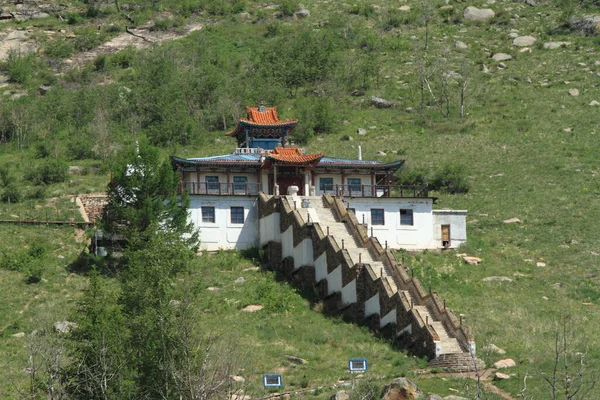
[279,0,298,16]
[25,159,68,185]
[430,164,470,194]
[45,38,75,59]
[67,12,85,25]
[1,183,22,203]
[6,51,35,84]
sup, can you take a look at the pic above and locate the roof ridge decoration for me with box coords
[227,105,299,137]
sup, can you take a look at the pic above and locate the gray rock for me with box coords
[495,372,511,380]
[503,217,522,224]
[568,88,580,96]
[443,396,469,400]
[570,14,600,35]
[330,391,350,400]
[382,378,422,400]
[524,77,532,83]
[482,276,513,282]
[544,41,571,49]
[590,100,600,106]
[463,6,496,22]
[492,53,512,61]
[399,6,411,12]
[295,9,310,18]
[12,332,25,338]
[341,135,353,141]
[426,395,443,400]
[497,62,507,69]
[357,128,367,136]
[371,95,396,108]
[512,35,536,47]
[493,358,516,369]
[377,151,387,156]
[39,85,52,95]
[508,32,519,39]
[234,277,245,284]
[285,355,308,364]
[53,321,77,334]
[483,343,506,354]
[455,40,468,49]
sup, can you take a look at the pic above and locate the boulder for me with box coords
[231,375,245,382]
[234,277,245,284]
[512,36,536,47]
[463,6,495,22]
[285,355,308,364]
[536,262,546,267]
[443,396,469,400]
[483,343,506,354]
[543,41,571,49]
[590,100,600,106]
[568,88,580,96]
[242,305,264,312]
[371,95,396,108]
[330,391,350,400]
[12,332,25,338]
[426,395,443,400]
[493,358,516,369]
[463,256,482,265]
[357,128,368,136]
[503,217,521,224]
[482,276,513,282]
[570,14,600,35]
[494,372,511,380]
[295,9,310,18]
[492,53,512,61]
[53,320,77,334]
[399,6,411,12]
[381,378,422,400]
[455,40,468,49]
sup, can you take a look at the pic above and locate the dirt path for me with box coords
[65,22,203,69]
[0,290,46,333]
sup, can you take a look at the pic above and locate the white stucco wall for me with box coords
[346,198,436,250]
[314,252,328,282]
[327,265,342,295]
[259,213,280,245]
[364,293,380,317]
[432,210,468,249]
[189,196,259,251]
[380,309,397,328]
[341,279,357,306]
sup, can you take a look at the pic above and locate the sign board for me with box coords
[263,374,283,388]
[348,358,368,372]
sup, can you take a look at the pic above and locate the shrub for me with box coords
[1,183,22,203]
[94,54,108,72]
[25,159,68,185]
[45,38,75,59]
[430,164,470,194]
[110,47,136,68]
[279,0,298,16]
[67,12,85,25]
[73,27,105,51]
[6,51,35,84]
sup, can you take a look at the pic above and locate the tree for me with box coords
[101,142,198,250]
[520,314,599,400]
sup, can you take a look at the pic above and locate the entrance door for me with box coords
[441,225,451,248]
[278,175,304,195]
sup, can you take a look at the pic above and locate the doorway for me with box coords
[441,225,451,248]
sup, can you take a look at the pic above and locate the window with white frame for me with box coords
[400,209,414,226]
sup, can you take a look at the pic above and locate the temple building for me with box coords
[171,106,467,251]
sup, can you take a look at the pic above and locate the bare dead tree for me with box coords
[25,326,69,400]
[420,0,433,51]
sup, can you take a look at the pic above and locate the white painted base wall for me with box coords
[189,196,259,251]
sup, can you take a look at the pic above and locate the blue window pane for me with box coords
[233,176,248,193]
[201,206,215,223]
[371,209,384,225]
[206,176,219,192]
[231,207,244,224]
[400,209,413,226]
[320,178,334,192]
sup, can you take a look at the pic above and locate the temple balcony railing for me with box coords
[320,184,429,198]
[179,182,262,196]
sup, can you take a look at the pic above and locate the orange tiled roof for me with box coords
[227,106,299,136]
[266,147,323,164]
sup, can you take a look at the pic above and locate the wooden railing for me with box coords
[320,184,429,198]
[179,182,262,196]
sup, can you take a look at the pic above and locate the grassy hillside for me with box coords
[0,0,599,398]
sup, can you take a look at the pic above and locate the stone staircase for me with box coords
[289,196,467,360]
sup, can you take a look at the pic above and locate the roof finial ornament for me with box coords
[259,101,266,113]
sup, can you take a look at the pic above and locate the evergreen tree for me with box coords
[101,142,198,251]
